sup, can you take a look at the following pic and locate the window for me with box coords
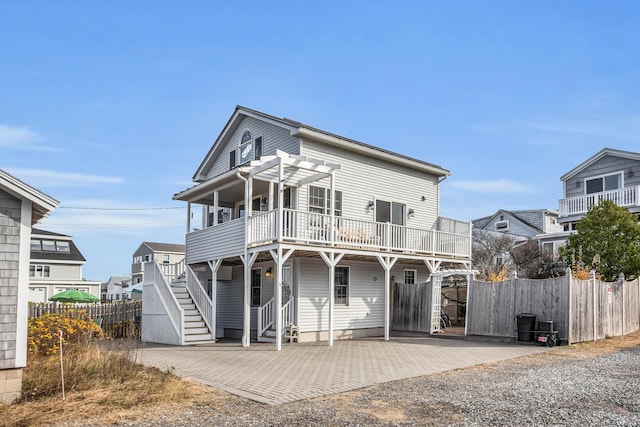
[375,200,405,225]
[56,241,70,252]
[309,186,342,215]
[254,136,262,160]
[41,240,56,251]
[585,172,622,194]
[133,255,142,263]
[31,239,41,251]
[495,220,509,231]
[162,254,170,264]
[335,266,349,305]
[29,265,50,278]
[239,140,253,164]
[251,268,261,306]
[144,254,152,262]
[229,150,237,169]
[404,269,416,285]
[542,242,554,255]
[241,130,252,144]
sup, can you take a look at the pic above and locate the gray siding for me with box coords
[565,154,640,198]
[186,219,245,263]
[0,189,21,369]
[300,140,440,229]
[205,116,300,180]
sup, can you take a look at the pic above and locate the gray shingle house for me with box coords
[0,169,57,403]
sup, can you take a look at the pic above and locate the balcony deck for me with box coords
[187,209,471,263]
[559,186,640,218]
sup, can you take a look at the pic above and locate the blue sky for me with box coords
[2,2,639,281]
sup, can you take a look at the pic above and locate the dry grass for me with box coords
[2,331,640,427]
[0,340,218,427]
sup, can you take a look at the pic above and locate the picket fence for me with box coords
[29,300,142,337]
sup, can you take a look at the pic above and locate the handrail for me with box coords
[559,186,640,217]
[282,296,294,329]
[185,265,214,334]
[257,297,274,337]
[160,258,186,283]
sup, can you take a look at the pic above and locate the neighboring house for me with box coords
[28,228,101,302]
[473,209,563,238]
[472,208,567,258]
[131,242,185,285]
[0,169,58,404]
[142,106,473,350]
[104,276,132,301]
[558,147,640,230]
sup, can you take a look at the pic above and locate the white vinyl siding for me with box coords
[186,219,245,263]
[205,116,300,180]
[299,140,440,229]
[297,259,385,332]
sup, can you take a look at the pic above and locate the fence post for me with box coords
[591,270,597,341]
[567,268,573,344]
[619,272,625,336]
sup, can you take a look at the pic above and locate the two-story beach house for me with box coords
[0,169,58,403]
[141,106,473,350]
[559,148,640,230]
[28,229,101,302]
[131,242,185,285]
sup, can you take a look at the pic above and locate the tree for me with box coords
[559,200,640,281]
[510,240,566,279]
[472,229,518,281]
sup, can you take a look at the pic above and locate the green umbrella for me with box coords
[49,289,100,303]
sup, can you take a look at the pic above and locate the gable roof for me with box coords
[141,242,185,253]
[561,147,640,181]
[193,105,451,182]
[0,169,58,224]
[472,209,555,235]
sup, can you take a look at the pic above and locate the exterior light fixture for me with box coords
[367,201,375,211]
[408,208,415,218]
[265,267,272,278]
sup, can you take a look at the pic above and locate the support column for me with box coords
[320,251,344,346]
[213,191,219,226]
[377,255,398,341]
[207,259,222,341]
[186,202,191,234]
[241,252,258,347]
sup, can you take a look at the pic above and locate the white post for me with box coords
[377,256,397,341]
[186,202,191,234]
[208,259,222,341]
[319,252,344,347]
[268,181,274,211]
[330,171,335,246]
[277,159,284,242]
[275,247,283,351]
[213,191,219,226]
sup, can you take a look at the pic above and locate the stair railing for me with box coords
[282,297,294,330]
[185,265,214,333]
[257,298,274,337]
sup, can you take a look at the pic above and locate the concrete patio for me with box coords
[136,336,549,405]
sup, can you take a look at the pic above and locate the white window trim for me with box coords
[404,269,417,285]
[583,170,624,195]
[372,196,407,225]
[334,265,350,306]
[495,220,509,231]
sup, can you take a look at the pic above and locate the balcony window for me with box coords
[585,172,622,194]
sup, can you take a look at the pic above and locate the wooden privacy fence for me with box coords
[29,301,142,336]
[392,281,432,332]
[466,272,640,344]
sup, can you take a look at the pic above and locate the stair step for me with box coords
[185,326,209,334]
[179,303,196,310]
[185,315,202,322]
[184,309,199,316]
[185,333,213,342]
[185,321,206,329]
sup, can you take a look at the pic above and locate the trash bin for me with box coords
[516,313,536,341]
[537,320,554,333]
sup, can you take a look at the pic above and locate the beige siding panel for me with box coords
[205,116,300,180]
[29,264,82,281]
[300,140,440,228]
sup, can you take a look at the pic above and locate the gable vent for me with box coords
[495,220,509,231]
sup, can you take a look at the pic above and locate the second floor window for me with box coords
[309,186,342,216]
[231,131,264,169]
[586,172,622,194]
[30,265,50,278]
[162,254,170,264]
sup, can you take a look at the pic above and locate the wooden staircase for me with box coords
[172,284,214,344]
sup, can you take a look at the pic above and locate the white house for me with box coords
[28,228,101,302]
[141,106,473,350]
[0,169,58,403]
[131,242,185,285]
[104,276,132,301]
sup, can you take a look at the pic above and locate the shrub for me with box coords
[28,311,102,356]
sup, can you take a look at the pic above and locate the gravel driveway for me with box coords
[112,341,640,426]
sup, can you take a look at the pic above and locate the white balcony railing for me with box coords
[559,186,640,217]
[186,209,471,260]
